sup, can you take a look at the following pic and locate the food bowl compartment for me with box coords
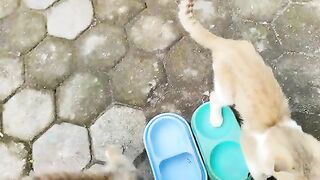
[148,116,192,159]
[192,104,238,140]
[159,152,205,180]
[209,141,248,180]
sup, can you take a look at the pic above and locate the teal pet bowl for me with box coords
[191,102,249,180]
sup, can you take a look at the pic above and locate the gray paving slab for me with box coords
[0,0,319,177]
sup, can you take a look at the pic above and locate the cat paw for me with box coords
[210,111,223,127]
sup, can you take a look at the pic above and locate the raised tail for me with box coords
[178,0,222,49]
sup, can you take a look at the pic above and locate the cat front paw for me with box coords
[210,110,223,127]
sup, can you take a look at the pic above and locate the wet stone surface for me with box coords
[193,0,232,36]
[57,73,111,125]
[93,0,145,26]
[272,53,320,114]
[274,3,320,55]
[90,105,146,161]
[165,37,212,91]
[229,0,288,22]
[25,36,73,89]
[146,87,209,121]
[0,55,23,101]
[1,0,320,177]
[271,53,320,139]
[47,0,93,40]
[145,0,179,17]
[33,123,90,174]
[292,112,320,140]
[0,11,46,55]
[3,89,54,141]
[75,23,127,72]
[0,0,19,19]
[0,141,27,179]
[23,0,57,10]
[127,12,181,52]
[227,20,283,61]
[110,50,165,107]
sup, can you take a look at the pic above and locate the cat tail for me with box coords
[178,0,223,50]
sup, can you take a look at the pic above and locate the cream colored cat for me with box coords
[179,0,320,179]
[23,145,141,180]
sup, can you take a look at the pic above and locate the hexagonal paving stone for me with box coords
[25,36,73,89]
[146,0,174,7]
[128,12,181,52]
[57,73,112,125]
[110,50,165,106]
[90,105,146,161]
[3,89,54,141]
[230,0,288,22]
[146,0,179,17]
[93,0,145,25]
[165,37,212,91]
[47,0,93,39]
[23,0,57,9]
[0,0,19,19]
[292,112,320,140]
[271,53,320,114]
[227,20,283,61]
[274,3,320,54]
[75,23,127,71]
[33,123,90,174]
[146,88,208,121]
[192,0,232,36]
[0,141,27,179]
[0,11,46,55]
[0,55,23,101]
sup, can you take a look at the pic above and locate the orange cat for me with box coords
[179,0,320,179]
[23,145,141,180]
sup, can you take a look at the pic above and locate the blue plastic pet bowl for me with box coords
[144,113,207,180]
[191,102,249,180]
